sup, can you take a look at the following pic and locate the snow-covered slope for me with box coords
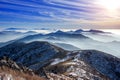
[0,41,68,71]
[46,50,120,80]
[0,41,120,80]
[46,55,109,80]
[78,50,120,80]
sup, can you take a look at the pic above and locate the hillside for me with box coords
[0,41,120,80]
[0,57,45,80]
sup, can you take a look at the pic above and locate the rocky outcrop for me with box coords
[46,54,109,80]
[0,73,14,80]
[46,73,73,80]
[0,57,45,80]
[0,57,35,75]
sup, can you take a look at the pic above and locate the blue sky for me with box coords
[0,0,120,29]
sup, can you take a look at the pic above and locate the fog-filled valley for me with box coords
[0,29,120,58]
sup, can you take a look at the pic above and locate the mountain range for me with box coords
[0,29,120,57]
[0,29,120,80]
[67,29,107,34]
[0,41,120,80]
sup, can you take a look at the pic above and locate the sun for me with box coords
[97,0,120,11]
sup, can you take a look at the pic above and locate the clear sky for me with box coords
[0,0,120,29]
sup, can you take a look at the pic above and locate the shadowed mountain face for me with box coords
[0,41,120,80]
[78,50,120,79]
[0,41,67,70]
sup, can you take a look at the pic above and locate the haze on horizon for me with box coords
[0,0,120,29]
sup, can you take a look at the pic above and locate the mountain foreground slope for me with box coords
[0,57,45,80]
[0,41,120,80]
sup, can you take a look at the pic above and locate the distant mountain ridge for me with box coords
[67,29,108,34]
[0,30,38,42]
[0,29,120,58]
[4,28,27,31]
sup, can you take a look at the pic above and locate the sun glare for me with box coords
[97,0,120,11]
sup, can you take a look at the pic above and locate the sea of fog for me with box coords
[0,29,120,58]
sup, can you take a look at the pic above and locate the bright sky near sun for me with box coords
[97,0,120,10]
[95,0,120,19]
[0,0,120,29]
